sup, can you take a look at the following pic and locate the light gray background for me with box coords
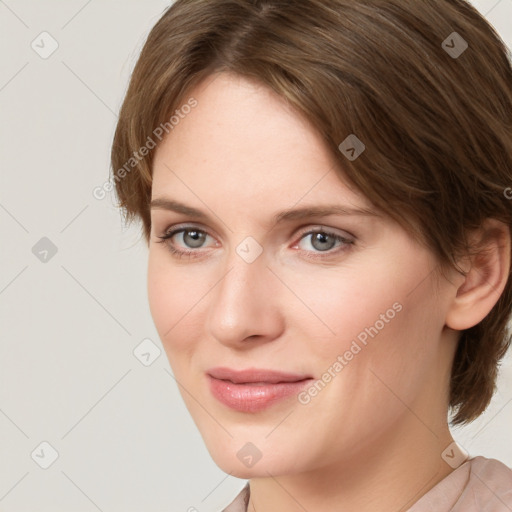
[0,1,511,511]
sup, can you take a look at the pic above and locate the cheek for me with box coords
[147,253,190,350]
[280,259,410,360]
[147,252,214,358]
[287,268,441,449]
[286,252,441,391]
[147,254,172,334]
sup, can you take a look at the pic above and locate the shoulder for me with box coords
[454,456,512,511]
[469,455,512,482]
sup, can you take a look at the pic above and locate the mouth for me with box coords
[207,366,313,384]
[207,367,314,412]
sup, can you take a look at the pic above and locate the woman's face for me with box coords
[148,72,460,477]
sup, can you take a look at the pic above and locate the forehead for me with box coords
[152,72,372,212]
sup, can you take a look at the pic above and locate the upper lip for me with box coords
[208,367,313,384]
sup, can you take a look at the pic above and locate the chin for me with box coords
[202,435,303,478]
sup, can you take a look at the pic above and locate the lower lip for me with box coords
[207,375,313,412]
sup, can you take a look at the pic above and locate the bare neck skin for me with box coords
[247,419,456,512]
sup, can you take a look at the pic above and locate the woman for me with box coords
[110,0,512,510]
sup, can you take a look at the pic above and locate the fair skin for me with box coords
[147,72,510,512]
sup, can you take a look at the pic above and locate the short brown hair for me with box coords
[110,0,512,425]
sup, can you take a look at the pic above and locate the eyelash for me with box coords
[156,225,354,261]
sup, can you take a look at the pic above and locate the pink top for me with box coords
[221,456,512,511]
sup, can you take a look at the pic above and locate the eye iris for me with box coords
[183,230,205,248]
[311,232,336,251]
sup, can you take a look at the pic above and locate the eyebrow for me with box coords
[150,197,380,225]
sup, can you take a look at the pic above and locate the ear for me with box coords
[445,219,511,331]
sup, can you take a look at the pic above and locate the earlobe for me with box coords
[445,219,511,331]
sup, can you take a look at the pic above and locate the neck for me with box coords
[247,417,456,512]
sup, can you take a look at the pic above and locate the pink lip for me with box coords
[207,367,313,412]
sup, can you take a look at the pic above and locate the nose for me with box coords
[206,246,285,348]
